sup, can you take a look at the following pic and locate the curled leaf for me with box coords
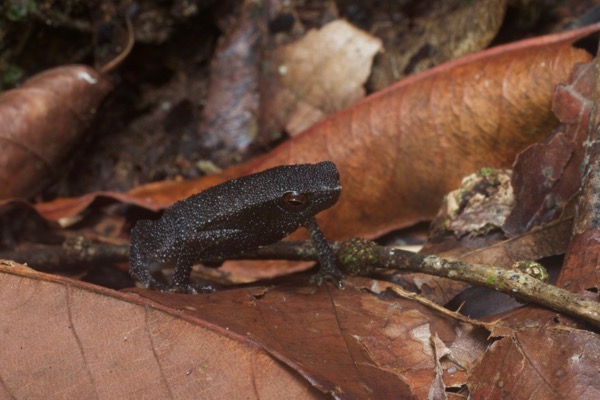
[0,65,113,199]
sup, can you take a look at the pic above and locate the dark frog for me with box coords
[129,161,343,293]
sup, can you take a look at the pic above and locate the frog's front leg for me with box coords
[304,216,344,288]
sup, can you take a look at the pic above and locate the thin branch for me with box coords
[243,239,600,327]
[3,237,599,327]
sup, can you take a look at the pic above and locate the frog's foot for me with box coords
[310,268,345,289]
[171,281,216,294]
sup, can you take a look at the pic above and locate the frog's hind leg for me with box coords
[129,221,170,291]
[171,248,215,294]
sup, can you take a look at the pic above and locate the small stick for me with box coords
[3,237,598,327]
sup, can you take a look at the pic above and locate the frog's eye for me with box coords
[282,191,310,211]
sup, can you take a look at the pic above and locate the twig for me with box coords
[387,285,487,327]
[241,239,600,327]
[0,237,128,271]
[3,236,599,326]
[100,13,135,74]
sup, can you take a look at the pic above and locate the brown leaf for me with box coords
[559,47,600,293]
[261,19,382,135]
[240,24,598,241]
[370,0,507,89]
[29,169,244,222]
[470,309,600,399]
[135,276,487,398]
[28,25,599,242]
[199,0,264,163]
[504,62,594,236]
[0,262,486,398]
[0,65,113,199]
[456,218,573,268]
[0,261,321,399]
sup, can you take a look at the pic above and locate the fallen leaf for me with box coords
[370,0,507,89]
[0,262,321,399]
[504,62,593,236]
[0,65,113,199]
[199,0,264,164]
[428,168,514,242]
[261,19,383,135]
[452,218,573,268]
[238,24,598,241]
[0,262,486,399]
[29,24,600,243]
[470,308,600,399]
[559,48,600,293]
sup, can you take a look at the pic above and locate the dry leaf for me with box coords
[239,24,597,241]
[559,49,600,293]
[370,0,507,89]
[504,62,593,236]
[29,25,600,244]
[0,262,321,399]
[0,65,113,199]
[0,262,486,399]
[261,19,382,135]
[471,308,600,399]
[130,277,488,399]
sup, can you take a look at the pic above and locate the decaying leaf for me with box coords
[0,262,487,399]
[0,65,113,199]
[429,168,513,242]
[504,62,594,236]
[0,262,321,399]
[470,309,600,399]
[370,0,507,89]
[261,19,382,135]
[199,0,264,164]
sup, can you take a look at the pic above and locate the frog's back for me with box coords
[163,162,341,231]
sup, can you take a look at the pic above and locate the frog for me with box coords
[129,161,343,293]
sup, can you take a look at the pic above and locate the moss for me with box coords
[512,260,549,282]
[338,238,379,276]
[476,167,495,177]
[5,0,38,22]
[2,64,24,88]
